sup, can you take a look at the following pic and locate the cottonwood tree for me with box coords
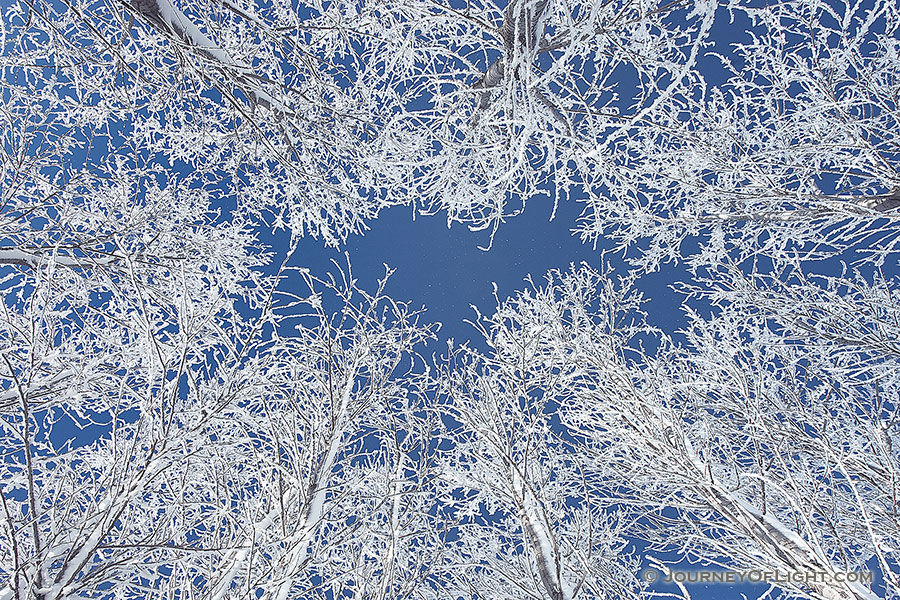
[0,38,290,594]
[7,0,897,262]
[0,223,273,599]
[0,81,279,595]
[0,58,266,412]
[2,0,379,245]
[5,1,900,600]
[437,273,647,600]
[359,0,716,240]
[1,67,445,594]
[469,265,897,600]
[0,246,449,598]
[630,276,899,600]
[167,267,449,600]
[2,0,718,245]
[574,0,900,270]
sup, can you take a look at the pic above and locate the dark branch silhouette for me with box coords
[861,187,900,212]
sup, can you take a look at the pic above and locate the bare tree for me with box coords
[0,45,286,595]
[170,266,448,600]
[362,0,715,241]
[460,265,897,600]
[436,272,648,600]
[4,2,900,599]
[0,227,274,598]
[0,77,445,595]
[126,0,288,111]
[2,0,717,245]
[471,0,569,131]
[7,0,896,262]
[0,248,452,599]
[573,0,900,270]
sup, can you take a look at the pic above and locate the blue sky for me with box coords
[291,191,688,349]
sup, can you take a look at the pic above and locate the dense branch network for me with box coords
[127,0,286,111]
[1,0,899,598]
[471,0,569,131]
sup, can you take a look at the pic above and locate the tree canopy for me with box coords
[1,0,899,599]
